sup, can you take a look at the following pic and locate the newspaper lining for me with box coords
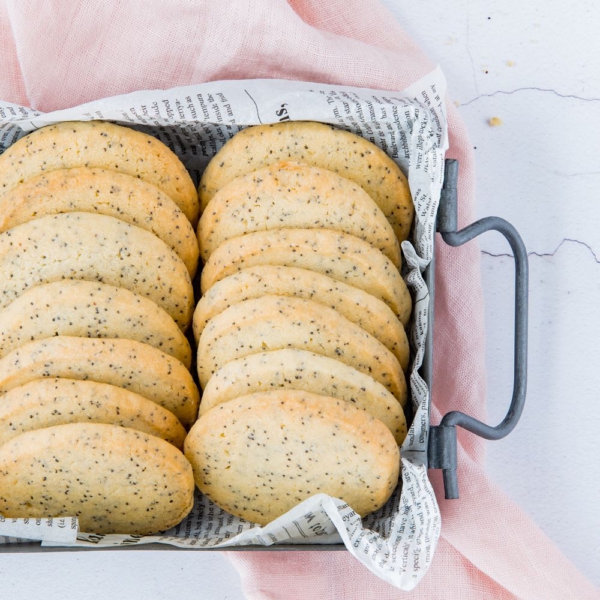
[0,67,448,590]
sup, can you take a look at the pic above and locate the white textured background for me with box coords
[2,0,599,597]
[400,0,600,587]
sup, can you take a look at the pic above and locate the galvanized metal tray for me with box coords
[0,158,528,553]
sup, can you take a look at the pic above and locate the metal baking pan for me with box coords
[0,158,528,553]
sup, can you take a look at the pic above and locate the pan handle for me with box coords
[427,159,529,499]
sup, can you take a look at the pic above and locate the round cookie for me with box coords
[185,390,400,525]
[0,378,186,449]
[0,337,200,427]
[0,212,194,330]
[197,295,405,399]
[198,161,401,266]
[0,280,192,368]
[193,266,410,363]
[200,228,409,322]
[0,423,195,535]
[198,121,413,241]
[200,349,408,443]
[0,121,199,225]
[0,168,199,276]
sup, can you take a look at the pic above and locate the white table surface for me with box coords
[2,0,599,597]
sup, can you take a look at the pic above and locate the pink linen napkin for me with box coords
[1,1,598,597]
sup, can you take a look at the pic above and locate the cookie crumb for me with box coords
[489,117,503,127]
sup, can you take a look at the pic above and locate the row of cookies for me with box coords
[184,122,413,525]
[0,121,200,534]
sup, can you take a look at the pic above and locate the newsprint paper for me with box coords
[0,67,448,590]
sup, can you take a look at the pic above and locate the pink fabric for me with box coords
[0,1,597,597]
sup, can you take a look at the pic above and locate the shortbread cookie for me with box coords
[198,121,413,241]
[200,228,408,321]
[193,266,410,364]
[198,161,401,266]
[0,281,192,368]
[0,378,186,448]
[185,390,400,525]
[200,349,407,442]
[0,121,199,224]
[0,212,194,330]
[197,296,404,399]
[0,168,199,276]
[0,423,195,534]
[0,337,199,427]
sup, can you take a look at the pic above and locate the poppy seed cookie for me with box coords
[185,390,400,525]
[0,212,194,330]
[197,296,405,399]
[0,378,186,448]
[0,337,200,427]
[200,228,409,322]
[0,280,192,368]
[198,161,400,266]
[0,423,195,534]
[193,266,410,364]
[198,121,413,241]
[0,168,199,276]
[0,121,199,225]
[200,349,407,443]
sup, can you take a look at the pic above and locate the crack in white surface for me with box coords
[465,1,479,95]
[460,88,600,107]
[481,238,600,263]
[528,162,600,178]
